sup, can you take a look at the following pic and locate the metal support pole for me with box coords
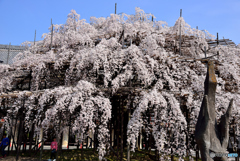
[7,42,11,64]
[217,33,219,46]
[115,3,117,14]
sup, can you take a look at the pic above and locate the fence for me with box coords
[0,44,26,65]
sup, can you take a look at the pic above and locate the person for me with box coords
[50,138,57,160]
[0,134,9,158]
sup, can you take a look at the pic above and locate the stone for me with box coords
[195,61,233,161]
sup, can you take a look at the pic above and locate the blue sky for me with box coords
[0,0,239,45]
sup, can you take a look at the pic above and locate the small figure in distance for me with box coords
[0,134,9,158]
[50,138,58,161]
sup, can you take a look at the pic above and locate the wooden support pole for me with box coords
[11,118,18,151]
[56,115,62,161]
[23,128,27,152]
[233,119,238,161]
[127,97,131,161]
[137,131,140,150]
[196,145,199,161]
[204,46,207,58]
[16,117,23,161]
[29,123,35,152]
[7,116,13,154]
[122,24,125,49]
[110,122,112,148]
[117,100,120,160]
[50,19,53,50]
[186,104,189,157]
[144,129,147,154]
[16,99,25,161]
[67,117,71,150]
[81,141,84,160]
[34,30,36,45]
[86,134,88,149]
[121,98,124,161]
[179,9,182,56]
[7,42,11,64]
[39,139,44,161]
[148,111,151,153]
[217,33,219,46]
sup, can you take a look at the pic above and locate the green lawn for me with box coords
[9,148,201,161]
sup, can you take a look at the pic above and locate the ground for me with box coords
[1,149,201,161]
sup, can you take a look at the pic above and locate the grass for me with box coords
[8,148,202,161]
